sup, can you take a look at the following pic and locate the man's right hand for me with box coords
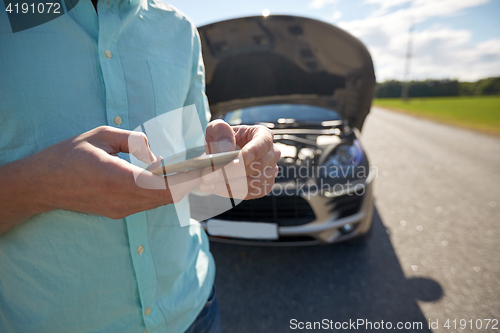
[0,126,201,234]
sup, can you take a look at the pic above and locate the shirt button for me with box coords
[137,245,144,255]
[104,50,112,59]
[114,116,123,125]
[145,307,151,316]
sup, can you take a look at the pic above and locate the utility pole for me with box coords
[401,20,415,101]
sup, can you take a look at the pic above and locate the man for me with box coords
[0,0,279,332]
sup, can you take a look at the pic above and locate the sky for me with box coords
[165,0,500,82]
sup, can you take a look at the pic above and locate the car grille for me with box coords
[328,192,364,218]
[213,195,316,227]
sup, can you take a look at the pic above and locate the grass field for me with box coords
[372,96,500,136]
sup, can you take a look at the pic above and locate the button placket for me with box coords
[145,307,151,316]
[98,6,130,130]
[125,213,161,332]
[97,8,160,330]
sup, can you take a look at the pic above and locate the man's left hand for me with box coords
[200,120,281,200]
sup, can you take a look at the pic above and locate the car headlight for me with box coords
[323,139,363,170]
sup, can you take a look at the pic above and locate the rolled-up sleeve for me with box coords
[182,25,211,151]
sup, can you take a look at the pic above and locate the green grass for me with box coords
[372,96,500,136]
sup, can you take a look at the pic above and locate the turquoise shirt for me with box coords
[0,1,215,332]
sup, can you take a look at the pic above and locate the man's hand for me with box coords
[0,121,281,234]
[0,126,202,234]
[200,120,281,200]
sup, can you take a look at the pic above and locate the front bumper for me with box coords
[200,169,375,246]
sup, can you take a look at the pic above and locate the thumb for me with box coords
[205,119,236,154]
[127,131,157,164]
[93,127,157,165]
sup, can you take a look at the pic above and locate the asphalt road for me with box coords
[209,107,500,333]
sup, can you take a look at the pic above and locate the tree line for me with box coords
[375,77,500,98]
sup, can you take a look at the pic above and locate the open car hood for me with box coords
[198,15,376,130]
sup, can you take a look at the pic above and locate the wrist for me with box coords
[0,157,52,223]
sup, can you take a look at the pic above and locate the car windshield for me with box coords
[223,104,342,125]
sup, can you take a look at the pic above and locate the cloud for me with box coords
[365,0,412,16]
[411,30,500,81]
[332,10,342,22]
[334,0,498,81]
[308,0,338,9]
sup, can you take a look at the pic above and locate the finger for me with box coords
[205,119,236,154]
[245,172,278,199]
[200,144,279,183]
[199,176,249,199]
[249,164,279,181]
[246,182,274,199]
[238,126,274,166]
[200,154,246,183]
[95,126,157,164]
[216,143,279,179]
[249,165,279,180]
[166,168,203,187]
[245,145,281,176]
[202,157,260,180]
[165,169,203,203]
[137,168,203,201]
[130,165,169,190]
[146,156,163,171]
[199,164,278,199]
[127,131,157,164]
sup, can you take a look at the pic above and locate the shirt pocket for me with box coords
[147,59,191,116]
[144,60,192,163]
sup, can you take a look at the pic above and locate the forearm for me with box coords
[0,126,186,232]
[0,157,50,234]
